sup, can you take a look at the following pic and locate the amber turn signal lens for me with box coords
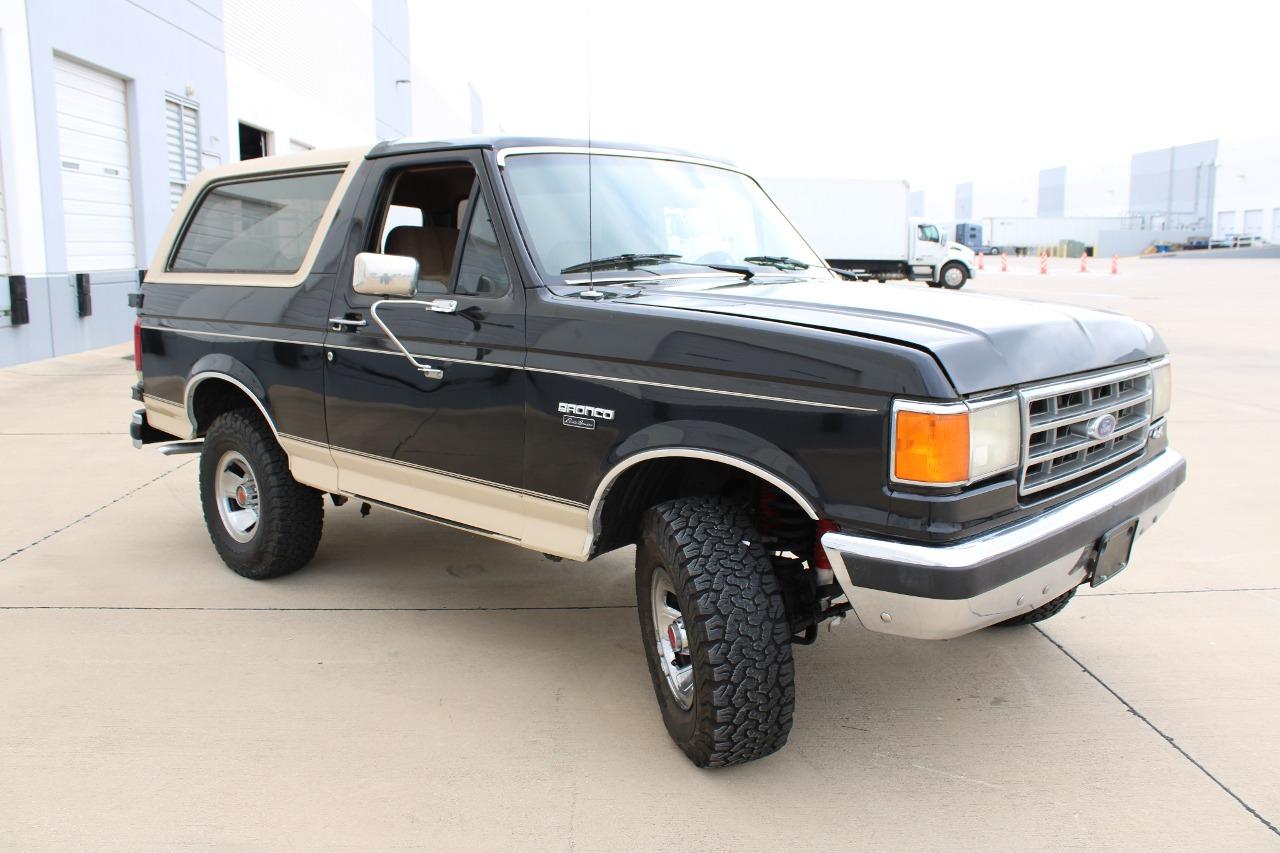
[894,409,970,484]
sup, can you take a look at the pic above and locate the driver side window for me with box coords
[371,164,476,294]
[454,194,510,297]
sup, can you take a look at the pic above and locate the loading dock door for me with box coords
[53,55,137,272]
[1242,209,1263,239]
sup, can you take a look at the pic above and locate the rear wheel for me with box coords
[635,496,795,767]
[199,409,324,579]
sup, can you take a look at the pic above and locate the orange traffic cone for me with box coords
[1000,252,1008,272]
[977,253,984,271]
[1079,252,1088,273]
[1039,251,1048,275]
[1111,254,1119,275]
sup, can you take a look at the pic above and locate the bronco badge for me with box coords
[557,402,615,420]
[558,402,614,431]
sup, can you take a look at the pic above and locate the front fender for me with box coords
[597,418,824,519]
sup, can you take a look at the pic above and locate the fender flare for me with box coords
[184,355,278,438]
[587,419,824,543]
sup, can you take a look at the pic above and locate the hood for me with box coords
[617,276,1165,394]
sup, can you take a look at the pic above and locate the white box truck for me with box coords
[763,178,978,289]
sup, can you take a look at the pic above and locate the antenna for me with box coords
[586,7,594,292]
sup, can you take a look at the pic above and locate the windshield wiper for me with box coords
[744,255,862,280]
[561,253,754,281]
[560,253,680,274]
[743,255,810,270]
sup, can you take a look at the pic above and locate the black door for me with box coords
[323,151,527,539]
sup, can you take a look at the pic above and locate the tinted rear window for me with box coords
[169,171,342,273]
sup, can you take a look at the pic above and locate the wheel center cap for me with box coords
[666,619,687,653]
[235,486,248,508]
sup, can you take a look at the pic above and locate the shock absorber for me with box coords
[758,485,823,642]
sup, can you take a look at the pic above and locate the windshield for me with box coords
[502,153,829,280]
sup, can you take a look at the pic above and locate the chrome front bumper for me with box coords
[821,450,1186,640]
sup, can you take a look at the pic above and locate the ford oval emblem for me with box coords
[1087,413,1118,440]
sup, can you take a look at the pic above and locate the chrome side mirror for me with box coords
[353,252,419,297]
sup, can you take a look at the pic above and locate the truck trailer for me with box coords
[764,177,978,288]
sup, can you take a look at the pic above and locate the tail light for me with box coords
[133,318,143,372]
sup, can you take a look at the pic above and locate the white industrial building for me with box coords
[1213,136,1280,244]
[0,0,412,367]
[946,135,1280,256]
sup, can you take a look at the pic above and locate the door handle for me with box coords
[329,315,367,331]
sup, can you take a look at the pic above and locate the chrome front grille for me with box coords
[1019,364,1153,495]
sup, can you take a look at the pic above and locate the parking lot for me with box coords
[2,256,1277,850]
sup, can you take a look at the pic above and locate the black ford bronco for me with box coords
[131,138,1185,767]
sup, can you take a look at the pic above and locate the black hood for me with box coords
[618,276,1166,394]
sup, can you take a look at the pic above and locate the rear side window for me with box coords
[169,171,342,273]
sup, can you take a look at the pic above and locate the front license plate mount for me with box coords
[1091,517,1139,587]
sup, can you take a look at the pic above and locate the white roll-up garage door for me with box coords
[1243,209,1263,239]
[53,55,137,272]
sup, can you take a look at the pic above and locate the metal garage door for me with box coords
[1242,209,1263,238]
[54,55,137,272]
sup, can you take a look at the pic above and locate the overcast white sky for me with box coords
[408,0,1277,205]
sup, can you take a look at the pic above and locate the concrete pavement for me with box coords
[1,257,1277,850]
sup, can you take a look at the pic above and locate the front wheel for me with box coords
[199,409,324,579]
[996,587,1077,626]
[635,496,795,767]
[940,263,968,289]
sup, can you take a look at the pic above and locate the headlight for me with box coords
[968,398,1022,479]
[891,397,1020,487]
[1151,359,1172,419]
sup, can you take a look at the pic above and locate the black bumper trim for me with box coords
[131,408,175,448]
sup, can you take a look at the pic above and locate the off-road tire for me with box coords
[996,587,1077,627]
[199,409,324,579]
[635,496,795,767]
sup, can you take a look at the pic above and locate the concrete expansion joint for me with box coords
[0,460,193,565]
[1033,625,1280,838]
